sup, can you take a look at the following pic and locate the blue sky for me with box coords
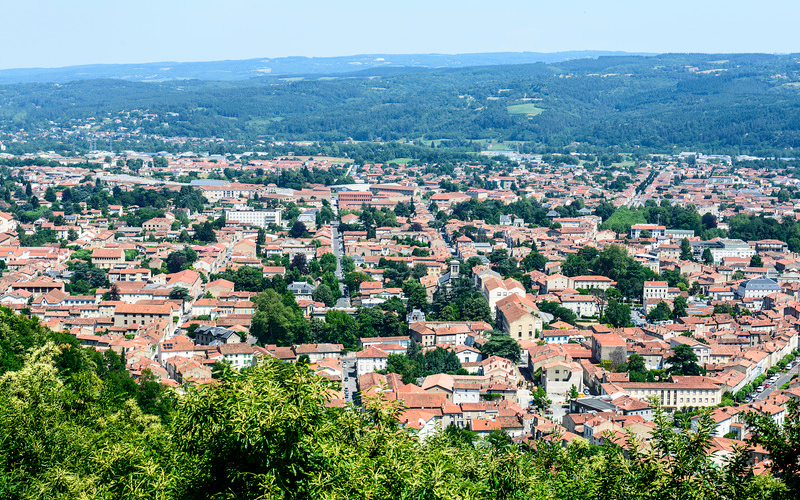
[0,0,797,69]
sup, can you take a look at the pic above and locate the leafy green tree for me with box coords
[169,286,192,302]
[595,244,629,280]
[480,330,521,363]
[626,353,648,382]
[750,254,763,267]
[667,343,702,376]
[250,289,308,346]
[319,252,337,274]
[341,255,356,274]
[312,283,335,307]
[680,238,695,261]
[402,279,428,313]
[344,271,371,294]
[290,221,307,238]
[742,398,800,491]
[538,300,578,325]
[194,221,217,242]
[604,299,632,328]
[384,353,421,383]
[411,263,428,280]
[460,296,492,323]
[521,250,547,272]
[702,247,714,264]
[647,301,672,322]
[672,295,688,318]
[561,254,589,277]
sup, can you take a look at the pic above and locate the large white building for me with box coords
[736,277,781,299]
[225,208,282,228]
[692,239,754,263]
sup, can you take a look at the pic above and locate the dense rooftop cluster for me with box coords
[0,147,799,497]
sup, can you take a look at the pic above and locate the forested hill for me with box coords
[1,52,800,155]
[0,51,646,84]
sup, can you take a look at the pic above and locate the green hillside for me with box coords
[1,53,800,156]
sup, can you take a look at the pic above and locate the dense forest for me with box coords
[1,307,798,499]
[1,53,800,156]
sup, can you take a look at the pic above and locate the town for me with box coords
[1,146,798,473]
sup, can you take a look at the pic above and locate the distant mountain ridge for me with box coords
[0,51,653,84]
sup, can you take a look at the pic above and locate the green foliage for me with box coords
[672,295,688,318]
[561,254,590,277]
[166,247,198,274]
[192,221,217,242]
[480,330,521,363]
[249,289,309,346]
[600,206,646,234]
[312,283,336,307]
[604,299,632,328]
[539,300,577,325]
[18,228,57,247]
[647,301,673,322]
[382,344,463,384]
[667,343,703,376]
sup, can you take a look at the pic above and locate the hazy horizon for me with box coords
[0,0,797,70]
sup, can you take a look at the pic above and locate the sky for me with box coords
[0,0,798,70]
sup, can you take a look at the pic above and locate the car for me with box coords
[756,386,765,392]
[765,382,770,388]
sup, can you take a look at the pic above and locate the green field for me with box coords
[387,157,415,164]
[507,103,545,115]
[474,139,526,151]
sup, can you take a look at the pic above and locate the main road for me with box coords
[754,362,798,401]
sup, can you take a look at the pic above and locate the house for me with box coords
[158,336,196,366]
[114,303,173,328]
[288,282,315,301]
[482,277,525,315]
[91,248,125,269]
[568,275,615,291]
[496,294,543,342]
[591,334,627,367]
[559,294,600,318]
[356,346,390,376]
[294,343,344,363]
[218,343,255,369]
[194,324,242,345]
[605,381,723,410]
[205,278,236,298]
[643,281,670,301]
[630,224,665,238]
[167,269,203,298]
[541,359,583,399]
